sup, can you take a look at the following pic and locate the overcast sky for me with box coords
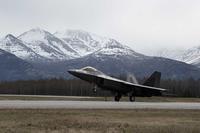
[0,0,200,55]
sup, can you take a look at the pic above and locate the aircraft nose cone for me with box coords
[68,69,78,76]
[68,70,75,74]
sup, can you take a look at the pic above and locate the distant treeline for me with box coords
[0,79,111,97]
[0,78,200,97]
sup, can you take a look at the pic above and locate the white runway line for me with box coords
[0,101,200,109]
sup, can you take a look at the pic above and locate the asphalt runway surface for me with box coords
[0,100,200,109]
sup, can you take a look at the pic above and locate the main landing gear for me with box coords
[129,92,135,102]
[114,93,122,102]
[114,92,135,102]
[129,95,135,102]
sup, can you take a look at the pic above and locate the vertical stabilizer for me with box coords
[143,71,161,87]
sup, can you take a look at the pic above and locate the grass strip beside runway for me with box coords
[0,109,200,133]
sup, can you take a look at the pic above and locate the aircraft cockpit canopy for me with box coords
[81,66,104,75]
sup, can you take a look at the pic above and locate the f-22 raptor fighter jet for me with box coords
[68,66,166,102]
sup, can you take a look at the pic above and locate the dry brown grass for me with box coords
[0,109,200,133]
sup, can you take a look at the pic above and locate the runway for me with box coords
[0,100,200,109]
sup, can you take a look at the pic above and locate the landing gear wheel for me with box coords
[114,93,122,102]
[92,84,98,93]
[129,96,135,102]
[93,88,97,93]
[129,91,135,102]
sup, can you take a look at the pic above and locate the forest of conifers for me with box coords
[0,78,199,97]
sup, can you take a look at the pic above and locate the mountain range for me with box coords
[155,47,200,67]
[1,28,200,81]
[0,49,47,81]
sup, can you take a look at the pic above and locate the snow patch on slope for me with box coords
[18,28,48,43]
[181,46,200,65]
[18,28,80,61]
[0,34,43,61]
[0,28,146,63]
[155,46,200,66]
[54,30,110,56]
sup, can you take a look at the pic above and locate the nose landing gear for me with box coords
[93,88,97,93]
[114,93,122,102]
[92,84,98,93]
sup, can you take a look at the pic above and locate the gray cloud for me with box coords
[0,0,200,55]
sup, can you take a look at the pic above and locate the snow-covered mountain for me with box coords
[90,39,145,59]
[0,28,81,62]
[155,47,200,67]
[18,28,80,61]
[0,28,143,62]
[54,30,110,56]
[0,34,44,62]
[155,49,185,61]
[179,46,200,66]
[1,28,200,80]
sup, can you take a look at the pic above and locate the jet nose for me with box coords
[68,69,78,75]
[68,69,74,74]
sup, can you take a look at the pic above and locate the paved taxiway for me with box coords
[0,100,200,109]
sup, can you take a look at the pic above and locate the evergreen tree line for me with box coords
[0,79,111,97]
[0,78,199,97]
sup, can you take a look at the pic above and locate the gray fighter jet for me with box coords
[68,66,166,102]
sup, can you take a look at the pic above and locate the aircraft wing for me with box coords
[97,74,166,95]
[122,80,166,91]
